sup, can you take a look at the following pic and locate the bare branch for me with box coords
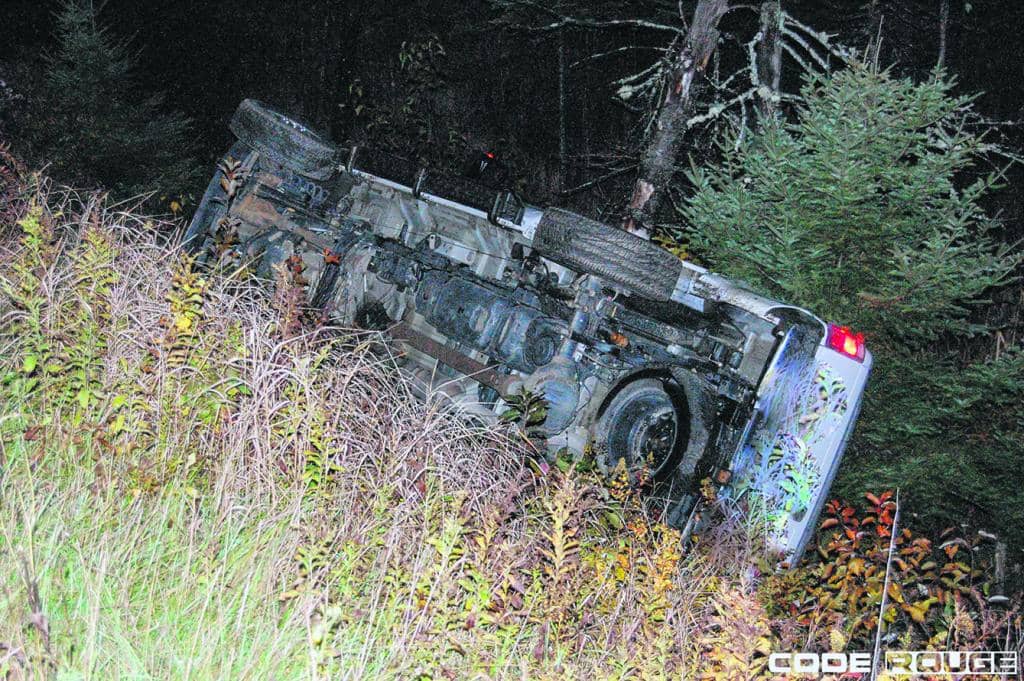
[781,26,830,70]
[782,11,854,62]
[623,0,730,236]
[613,60,668,102]
[538,17,685,34]
[708,65,749,93]
[612,60,665,86]
[684,87,758,129]
[489,0,684,34]
[559,164,637,195]
[781,41,814,73]
[570,45,669,69]
[746,36,760,87]
[735,99,750,151]
[781,11,839,45]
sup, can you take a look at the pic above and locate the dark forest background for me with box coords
[3,0,1022,219]
[2,1,1024,554]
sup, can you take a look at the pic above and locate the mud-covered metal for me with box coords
[186,99,873,564]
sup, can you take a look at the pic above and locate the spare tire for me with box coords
[532,208,682,301]
[229,99,338,180]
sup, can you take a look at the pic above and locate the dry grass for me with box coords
[0,180,778,680]
[2,178,1018,680]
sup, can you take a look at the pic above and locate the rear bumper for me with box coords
[729,342,873,565]
[780,346,873,563]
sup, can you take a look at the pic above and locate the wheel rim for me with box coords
[602,380,682,477]
[628,407,677,469]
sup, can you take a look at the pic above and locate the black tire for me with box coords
[594,373,710,528]
[183,141,253,256]
[595,378,687,479]
[532,208,683,302]
[229,99,338,180]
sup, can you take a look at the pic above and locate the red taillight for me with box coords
[826,323,866,362]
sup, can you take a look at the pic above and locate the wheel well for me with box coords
[596,369,689,423]
[594,369,692,480]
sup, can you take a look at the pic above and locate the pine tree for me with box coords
[32,0,197,200]
[681,65,1024,543]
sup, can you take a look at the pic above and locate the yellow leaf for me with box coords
[278,589,301,602]
[907,604,927,623]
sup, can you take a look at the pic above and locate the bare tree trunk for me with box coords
[867,1,885,68]
[558,26,569,192]
[937,0,950,68]
[622,0,729,237]
[756,1,783,119]
[582,30,592,190]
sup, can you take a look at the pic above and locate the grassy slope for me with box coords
[0,184,775,679]
[1,182,1019,680]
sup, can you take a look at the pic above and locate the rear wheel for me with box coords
[596,378,687,479]
[594,374,713,527]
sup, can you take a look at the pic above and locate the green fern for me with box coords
[1,204,59,411]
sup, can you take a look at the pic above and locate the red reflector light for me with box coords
[485,151,495,159]
[826,323,866,362]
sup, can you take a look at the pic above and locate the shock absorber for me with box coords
[560,276,603,361]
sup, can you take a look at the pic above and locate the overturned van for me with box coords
[186,100,872,563]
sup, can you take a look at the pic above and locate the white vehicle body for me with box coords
[186,100,873,562]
